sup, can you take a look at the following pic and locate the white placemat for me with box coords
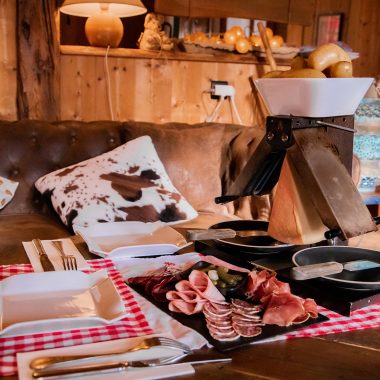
[22,238,90,272]
[17,334,195,380]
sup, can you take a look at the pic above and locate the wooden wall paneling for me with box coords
[59,53,291,125]
[285,24,304,47]
[179,60,207,124]
[155,0,291,23]
[60,55,97,120]
[170,60,191,122]
[17,0,60,120]
[113,57,137,121]
[94,55,110,120]
[214,62,250,125]
[0,0,17,120]
[347,0,380,78]
[190,0,290,22]
[288,0,316,25]
[154,0,190,17]
[150,59,174,123]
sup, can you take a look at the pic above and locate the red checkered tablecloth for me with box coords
[1,259,379,376]
[0,260,153,376]
[286,304,380,339]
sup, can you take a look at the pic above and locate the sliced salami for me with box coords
[209,330,240,341]
[203,302,232,318]
[232,323,262,338]
[206,320,233,331]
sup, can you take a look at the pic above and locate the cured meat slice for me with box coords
[257,276,291,306]
[231,314,262,323]
[303,298,318,318]
[245,270,272,299]
[206,318,233,328]
[292,313,310,324]
[232,324,262,338]
[168,299,206,315]
[188,270,225,302]
[204,301,232,317]
[268,156,328,245]
[208,330,240,341]
[166,290,204,303]
[262,293,306,326]
[206,321,234,332]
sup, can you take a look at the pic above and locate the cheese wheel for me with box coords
[268,156,328,245]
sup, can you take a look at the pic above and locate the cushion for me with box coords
[35,136,198,228]
[0,176,18,210]
[123,121,249,215]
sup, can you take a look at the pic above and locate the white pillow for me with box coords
[35,136,198,227]
[0,176,18,210]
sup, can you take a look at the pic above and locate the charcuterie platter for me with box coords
[127,255,328,352]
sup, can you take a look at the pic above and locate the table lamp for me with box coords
[60,0,147,48]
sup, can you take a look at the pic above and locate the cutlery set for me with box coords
[30,337,231,378]
[32,239,78,271]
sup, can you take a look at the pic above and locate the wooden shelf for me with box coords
[60,45,292,66]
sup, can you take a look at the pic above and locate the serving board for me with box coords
[196,240,380,317]
[129,262,328,353]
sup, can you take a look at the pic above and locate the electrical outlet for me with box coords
[210,80,228,99]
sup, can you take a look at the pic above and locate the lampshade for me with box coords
[60,0,147,47]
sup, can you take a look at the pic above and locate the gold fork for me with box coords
[51,240,78,271]
[30,336,192,370]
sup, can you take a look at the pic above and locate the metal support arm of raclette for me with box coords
[215,115,377,241]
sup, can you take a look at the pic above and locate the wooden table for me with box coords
[2,240,380,380]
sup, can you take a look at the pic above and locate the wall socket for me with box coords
[210,80,228,99]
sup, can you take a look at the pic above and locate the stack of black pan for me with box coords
[208,220,380,292]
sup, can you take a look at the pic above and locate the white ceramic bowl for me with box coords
[254,77,374,117]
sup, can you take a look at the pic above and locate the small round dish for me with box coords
[181,261,248,299]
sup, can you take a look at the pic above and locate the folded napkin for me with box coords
[22,238,90,272]
[0,176,18,210]
[17,334,195,380]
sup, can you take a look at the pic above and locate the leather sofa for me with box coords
[0,120,270,264]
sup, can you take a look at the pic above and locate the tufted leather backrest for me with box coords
[0,120,268,219]
[0,120,123,215]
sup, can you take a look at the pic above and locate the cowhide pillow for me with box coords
[35,136,198,228]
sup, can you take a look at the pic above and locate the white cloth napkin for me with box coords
[22,238,90,272]
[17,333,195,380]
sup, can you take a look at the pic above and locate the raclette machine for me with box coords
[215,115,377,242]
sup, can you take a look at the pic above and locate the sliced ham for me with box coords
[166,290,204,303]
[166,270,225,315]
[188,270,225,302]
[168,299,206,315]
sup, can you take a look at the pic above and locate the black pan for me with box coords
[292,246,380,290]
[209,220,299,255]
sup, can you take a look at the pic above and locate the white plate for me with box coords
[74,221,189,258]
[254,77,373,117]
[0,270,127,337]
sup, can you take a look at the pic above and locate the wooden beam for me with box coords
[16,0,60,120]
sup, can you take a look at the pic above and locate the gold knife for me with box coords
[32,239,55,272]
